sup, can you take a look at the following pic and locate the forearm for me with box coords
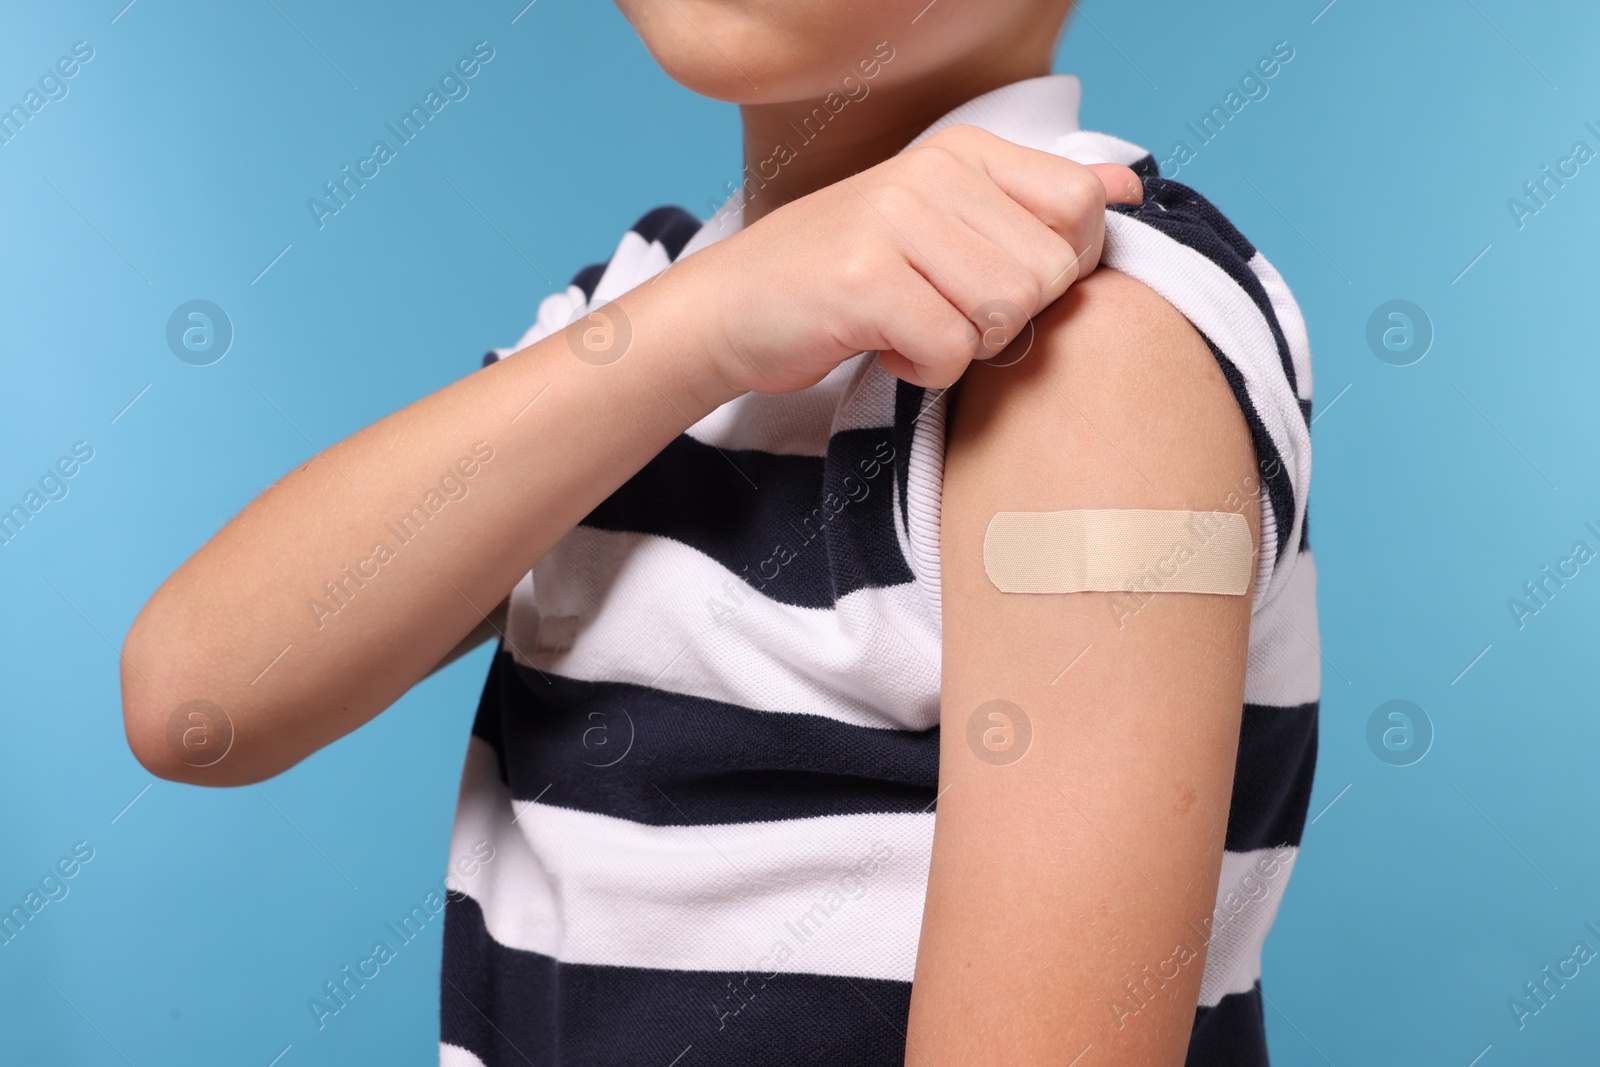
[122,269,738,785]
[119,125,1142,787]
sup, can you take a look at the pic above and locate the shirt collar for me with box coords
[679,73,1085,259]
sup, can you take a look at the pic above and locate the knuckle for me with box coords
[898,142,956,186]
[1051,254,1083,291]
[937,311,981,360]
[1038,172,1103,233]
[836,246,883,291]
[971,298,1028,358]
[1047,229,1080,263]
[925,123,981,151]
[1066,169,1110,212]
[1077,245,1105,277]
[871,181,922,220]
[1042,237,1081,286]
[999,274,1044,317]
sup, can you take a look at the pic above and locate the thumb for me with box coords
[1085,163,1144,206]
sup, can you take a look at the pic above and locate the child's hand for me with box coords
[690,123,1143,394]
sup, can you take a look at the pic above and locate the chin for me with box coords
[613,0,925,104]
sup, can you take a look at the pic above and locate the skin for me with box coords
[120,1,1257,1063]
[914,272,1256,1065]
[613,0,1076,223]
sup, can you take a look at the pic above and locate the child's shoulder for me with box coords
[1056,126,1314,598]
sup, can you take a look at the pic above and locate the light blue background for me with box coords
[1,0,1595,1063]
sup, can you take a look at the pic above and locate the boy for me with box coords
[123,1,1317,1063]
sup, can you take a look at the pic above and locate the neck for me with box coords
[736,42,1057,225]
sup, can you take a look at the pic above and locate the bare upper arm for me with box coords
[904,267,1260,1065]
[427,595,510,678]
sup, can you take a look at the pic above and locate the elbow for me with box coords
[120,608,177,781]
[122,697,215,787]
[123,687,275,787]
[120,610,266,788]
[120,651,213,787]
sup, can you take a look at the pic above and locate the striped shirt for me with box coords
[440,73,1319,1067]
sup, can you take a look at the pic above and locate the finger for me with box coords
[880,295,983,388]
[935,125,1117,253]
[1085,162,1144,205]
[834,262,981,387]
[951,186,1090,310]
[884,209,1050,358]
[875,348,924,386]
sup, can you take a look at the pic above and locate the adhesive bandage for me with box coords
[983,508,1252,595]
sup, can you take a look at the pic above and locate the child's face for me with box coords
[613,0,1068,105]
